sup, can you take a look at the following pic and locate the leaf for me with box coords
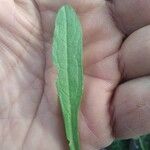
[132,134,150,150]
[106,139,130,150]
[52,5,83,150]
[106,134,150,150]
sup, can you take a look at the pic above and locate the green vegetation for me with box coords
[107,134,150,150]
[52,5,83,150]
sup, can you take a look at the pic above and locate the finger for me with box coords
[85,53,120,84]
[108,0,150,34]
[112,76,150,139]
[82,5,123,67]
[79,75,114,150]
[35,0,123,52]
[35,0,101,13]
[34,0,102,41]
[119,25,150,80]
[39,0,123,70]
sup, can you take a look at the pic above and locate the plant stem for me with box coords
[139,137,145,150]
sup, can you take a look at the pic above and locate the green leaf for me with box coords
[52,5,83,150]
[133,134,150,150]
[106,139,130,150]
[106,134,150,150]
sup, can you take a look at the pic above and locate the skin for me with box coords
[0,0,150,150]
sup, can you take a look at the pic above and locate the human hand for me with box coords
[0,0,150,150]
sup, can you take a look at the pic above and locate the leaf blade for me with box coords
[52,5,83,150]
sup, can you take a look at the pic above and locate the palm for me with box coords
[0,0,150,150]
